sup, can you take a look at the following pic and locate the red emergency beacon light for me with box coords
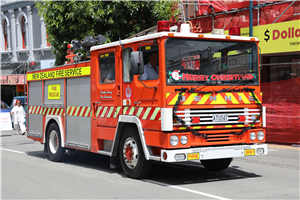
[229,26,241,36]
[157,21,170,32]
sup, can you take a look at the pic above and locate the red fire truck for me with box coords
[27,21,267,178]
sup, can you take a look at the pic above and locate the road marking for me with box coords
[0,148,25,154]
[143,179,232,200]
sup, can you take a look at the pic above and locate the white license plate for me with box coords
[212,114,228,122]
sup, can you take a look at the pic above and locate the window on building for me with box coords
[21,16,27,49]
[3,20,8,50]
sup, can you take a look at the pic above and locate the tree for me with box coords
[36,1,178,66]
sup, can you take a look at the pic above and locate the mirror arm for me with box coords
[137,76,157,90]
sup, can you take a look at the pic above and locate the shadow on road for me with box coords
[26,150,261,185]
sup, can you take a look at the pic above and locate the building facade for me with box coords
[178,0,300,143]
[1,0,54,105]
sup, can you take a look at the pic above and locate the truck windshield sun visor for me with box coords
[165,39,259,86]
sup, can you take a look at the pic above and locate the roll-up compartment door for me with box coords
[66,77,91,150]
[28,81,43,138]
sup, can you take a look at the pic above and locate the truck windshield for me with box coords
[165,38,259,85]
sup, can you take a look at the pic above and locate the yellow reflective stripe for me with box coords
[225,93,239,104]
[74,107,80,116]
[107,107,114,117]
[85,107,91,117]
[128,107,135,115]
[197,93,211,105]
[251,92,262,103]
[166,93,171,99]
[168,93,179,105]
[123,107,128,115]
[101,107,108,117]
[206,126,214,129]
[238,93,250,104]
[210,93,227,104]
[225,125,232,128]
[142,107,152,120]
[69,107,76,116]
[59,108,64,116]
[183,93,198,105]
[79,107,85,116]
[136,107,144,117]
[96,106,102,117]
[113,107,121,118]
[150,107,160,120]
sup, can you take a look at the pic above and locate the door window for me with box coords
[99,52,115,84]
[123,48,133,82]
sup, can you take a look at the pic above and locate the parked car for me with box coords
[1,101,11,113]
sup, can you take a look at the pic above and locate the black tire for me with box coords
[119,127,152,179]
[46,123,67,162]
[201,158,232,171]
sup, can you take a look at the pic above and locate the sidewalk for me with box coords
[266,143,300,151]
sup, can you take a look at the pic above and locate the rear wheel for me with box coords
[201,158,232,171]
[46,123,67,162]
[119,127,152,179]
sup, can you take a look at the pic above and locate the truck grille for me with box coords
[174,108,261,127]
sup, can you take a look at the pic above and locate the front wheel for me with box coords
[201,158,232,171]
[46,123,67,162]
[119,127,152,179]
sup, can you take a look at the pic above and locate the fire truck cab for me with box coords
[27,22,267,178]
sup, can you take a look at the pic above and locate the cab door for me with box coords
[92,49,122,140]
[122,44,161,131]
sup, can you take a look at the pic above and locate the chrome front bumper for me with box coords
[160,144,268,162]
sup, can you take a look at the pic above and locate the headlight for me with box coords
[257,131,264,141]
[180,136,188,145]
[170,135,179,146]
[250,132,256,141]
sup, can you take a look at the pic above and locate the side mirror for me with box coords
[131,51,144,75]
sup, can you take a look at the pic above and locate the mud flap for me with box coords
[110,155,121,169]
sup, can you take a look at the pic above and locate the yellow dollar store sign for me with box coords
[48,84,60,100]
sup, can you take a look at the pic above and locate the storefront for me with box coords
[217,21,300,143]
[0,74,27,106]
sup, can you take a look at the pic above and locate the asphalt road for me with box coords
[1,129,299,199]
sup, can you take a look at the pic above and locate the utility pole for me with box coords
[249,1,253,37]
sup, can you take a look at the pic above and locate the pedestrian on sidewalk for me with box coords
[11,99,26,135]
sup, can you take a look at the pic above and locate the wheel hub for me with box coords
[49,130,59,154]
[123,137,138,169]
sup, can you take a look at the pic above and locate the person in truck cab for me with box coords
[140,51,159,80]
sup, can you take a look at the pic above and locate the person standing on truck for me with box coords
[11,99,26,135]
[140,51,159,80]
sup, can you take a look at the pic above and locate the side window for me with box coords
[140,44,159,81]
[3,20,9,51]
[99,52,115,84]
[123,48,133,82]
[21,16,27,49]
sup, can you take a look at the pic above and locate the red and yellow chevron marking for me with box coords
[67,106,91,117]
[29,105,161,120]
[95,106,161,120]
[28,106,43,115]
[166,92,262,105]
[28,106,91,117]
[43,107,65,116]
[173,124,262,131]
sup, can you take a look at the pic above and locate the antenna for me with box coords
[114,4,122,48]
